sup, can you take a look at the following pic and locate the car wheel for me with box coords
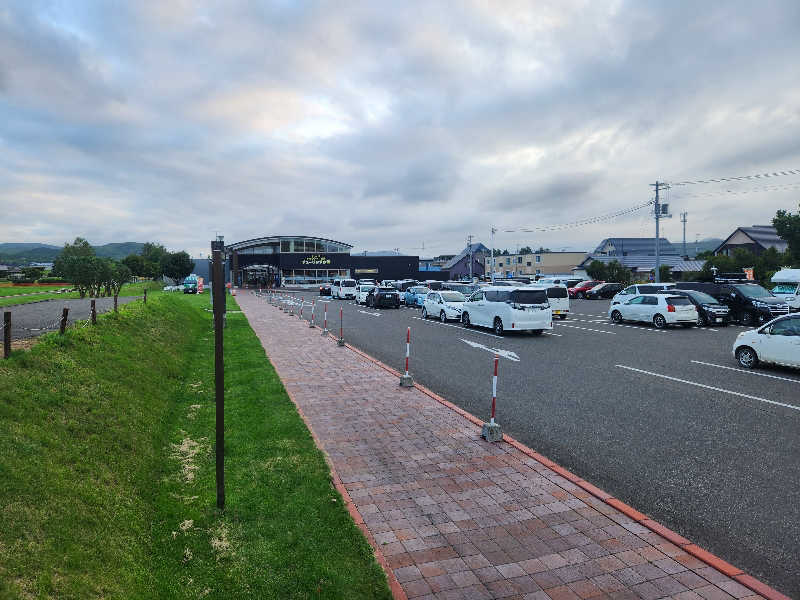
[421,307,428,319]
[653,314,667,329]
[493,318,504,336]
[736,346,758,369]
[578,292,585,299]
[558,314,567,320]
[440,311,447,323]
[610,310,623,324]
[697,313,707,326]
[740,311,755,326]
[462,313,471,328]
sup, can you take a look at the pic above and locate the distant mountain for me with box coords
[0,242,146,265]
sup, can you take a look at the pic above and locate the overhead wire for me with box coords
[671,168,800,186]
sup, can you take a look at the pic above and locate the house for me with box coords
[593,238,679,257]
[714,225,788,256]
[575,255,705,279]
[484,251,588,278]
[443,243,489,279]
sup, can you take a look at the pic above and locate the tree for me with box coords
[605,260,632,285]
[773,202,800,265]
[535,247,551,253]
[122,254,147,277]
[517,246,533,255]
[658,264,673,282]
[108,262,132,298]
[586,260,608,280]
[60,255,101,298]
[53,237,95,277]
[141,242,168,278]
[162,251,194,284]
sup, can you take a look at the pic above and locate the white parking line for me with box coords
[616,365,800,411]
[411,316,503,339]
[357,310,381,317]
[555,323,616,335]
[690,360,800,383]
[607,323,669,333]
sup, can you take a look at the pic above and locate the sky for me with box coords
[1,1,800,258]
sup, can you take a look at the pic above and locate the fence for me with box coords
[2,292,147,359]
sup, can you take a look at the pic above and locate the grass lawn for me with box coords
[0,281,161,308]
[0,292,391,599]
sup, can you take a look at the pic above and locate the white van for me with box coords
[528,284,570,320]
[770,269,800,312]
[333,278,357,300]
[462,286,553,336]
[611,283,676,306]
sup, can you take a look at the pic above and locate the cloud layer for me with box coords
[2,1,799,256]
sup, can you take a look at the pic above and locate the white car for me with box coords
[527,284,570,320]
[608,293,697,328]
[461,286,553,336]
[355,284,373,305]
[422,291,466,322]
[610,283,676,305]
[332,278,357,299]
[770,269,800,312]
[733,314,800,369]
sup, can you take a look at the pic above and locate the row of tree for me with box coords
[53,238,194,298]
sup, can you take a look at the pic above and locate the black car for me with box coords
[319,283,332,296]
[366,286,400,308]
[669,289,731,326]
[585,282,624,299]
[675,281,789,325]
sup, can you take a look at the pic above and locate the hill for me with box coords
[0,242,146,265]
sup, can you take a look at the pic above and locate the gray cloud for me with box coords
[1,1,800,257]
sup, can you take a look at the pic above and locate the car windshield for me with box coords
[732,284,772,298]
[343,280,356,286]
[687,291,718,304]
[510,289,548,304]
[771,284,797,294]
[440,291,465,302]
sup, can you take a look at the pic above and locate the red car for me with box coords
[568,280,603,299]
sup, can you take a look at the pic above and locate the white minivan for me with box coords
[770,269,800,312]
[527,284,570,320]
[332,278,357,300]
[610,283,676,306]
[462,286,553,336]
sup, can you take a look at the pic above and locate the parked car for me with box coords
[394,279,419,292]
[608,294,697,328]
[319,283,332,296]
[733,314,800,369]
[403,286,430,307]
[536,277,577,287]
[527,284,570,319]
[422,290,467,322]
[366,286,401,308]
[357,278,376,286]
[675,281,789,325]
[424,280,444,290]
[356,284,374,305]
[669,289,731,326]
[585,282,624,300]
[182,275,198,294]
[332,278,357,300]
[442,282,480,296]
[770,269,800,312]
[610,283,676,305]
[568,280,603,299]
[461,286,552,336]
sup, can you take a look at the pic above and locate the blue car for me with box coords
[404,286,430,307]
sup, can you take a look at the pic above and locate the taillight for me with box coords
[667,305,675,312]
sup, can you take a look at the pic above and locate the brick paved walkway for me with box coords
[238,291,765,600]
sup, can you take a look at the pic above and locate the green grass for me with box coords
[0,285,73,296]
[0,293,391,599]
[0,281,161,307]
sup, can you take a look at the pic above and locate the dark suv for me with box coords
[669,289,730,326]
[674,282,788,325]
[366,286,401,308]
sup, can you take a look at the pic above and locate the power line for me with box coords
[498,199,654,234]
[670,181,800,199]
[671,168,800,186]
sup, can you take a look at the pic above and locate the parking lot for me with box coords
[267,289,799,596]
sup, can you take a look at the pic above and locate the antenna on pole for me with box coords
[680,212,688,257]
[650,181,671,282]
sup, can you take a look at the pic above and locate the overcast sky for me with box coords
[2,1,799,257]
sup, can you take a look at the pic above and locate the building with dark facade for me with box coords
[217,235,441,287]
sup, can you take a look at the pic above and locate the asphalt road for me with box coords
[3,296,140,340]
[269,289,799,597]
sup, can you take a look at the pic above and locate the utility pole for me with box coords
[650,181,671,282]
[467,234,473,281]
[490,227,497,284]
[211,236,226,511]
[680,212,688,257]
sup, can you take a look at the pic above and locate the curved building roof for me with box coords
[225,235,353,253]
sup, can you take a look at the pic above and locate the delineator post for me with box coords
[481,354,502,441]
[399,327,414,387]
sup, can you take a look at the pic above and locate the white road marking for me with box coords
[411,316,503,339]
[690,360,800,384]
[607,322,669,333]
[555,323,616,335]
[615,365,800,412]
[460,338,521,362]
[357,310,381,317]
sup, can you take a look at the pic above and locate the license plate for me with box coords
[553,310,562,314]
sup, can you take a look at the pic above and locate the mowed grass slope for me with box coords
[0,281,161,307]
[0,292,391,599]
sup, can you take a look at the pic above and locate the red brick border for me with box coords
[336,337,790,600]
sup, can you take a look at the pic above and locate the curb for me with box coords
[333,339,790,600]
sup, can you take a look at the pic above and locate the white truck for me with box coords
[770,269,800,312]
